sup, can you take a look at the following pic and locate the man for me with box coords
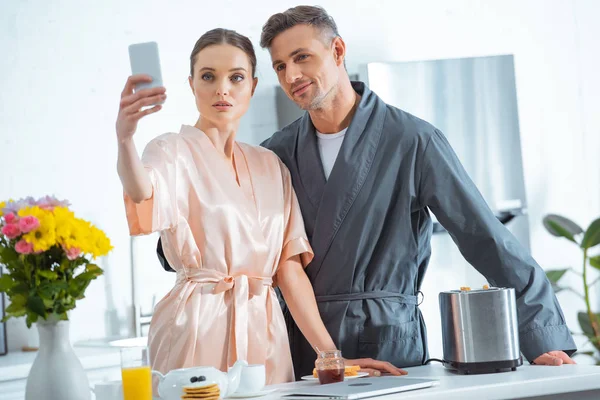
[158,5,576,380]
[257,5,576,379]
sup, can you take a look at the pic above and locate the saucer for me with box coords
[227,388,277,398]
[300,372,369,381]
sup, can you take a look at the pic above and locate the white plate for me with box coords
[300,372,369,381]
[226,388,277,398]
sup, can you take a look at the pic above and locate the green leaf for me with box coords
[25,311,38,328]
[0,246,19,265]
[38,282,54,300]
[11,282,29,294]
[590,256,600,271]
[27,295,47,318]
[37,270,58,280]
[9,269,27,282]
[546,269,568,284]
[55,302,67,314]
[42,298,54,308]
[5,293,26,312]
[581,218,600,250]
[69,275,92,300]
[4,293,27,320]
[0,274,14,292]
[85,263,103,276]
[578,312,600,352]
[58,258,70,272]
[543,214,584,243]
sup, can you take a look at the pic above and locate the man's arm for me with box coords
[417,129,577,363]
[156,237,174,272]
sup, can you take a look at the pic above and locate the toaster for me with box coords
[438,286,522,374]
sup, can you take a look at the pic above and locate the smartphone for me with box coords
[128,41,165,104]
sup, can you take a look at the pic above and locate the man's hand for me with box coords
[344,358,408,376]
[532,351,576,366]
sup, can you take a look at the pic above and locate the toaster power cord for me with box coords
[423,358,445,365]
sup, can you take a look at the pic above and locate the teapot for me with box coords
[152,360,247,400]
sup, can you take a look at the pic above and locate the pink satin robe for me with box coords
[124,124,313,384]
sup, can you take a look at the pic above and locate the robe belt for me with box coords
[178,270,273,363]
[315,291,419,305]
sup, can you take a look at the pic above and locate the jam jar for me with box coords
[315,350,345,384]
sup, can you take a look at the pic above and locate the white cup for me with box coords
[236,364,266,394]
[92,380,123,400]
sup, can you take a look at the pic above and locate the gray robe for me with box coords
[261,81,576,380]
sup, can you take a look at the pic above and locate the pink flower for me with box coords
[4,213,17,224]
[15,239,34,254]
[66,247,81,260]
[1,223,21,239]
[18,216,40,233]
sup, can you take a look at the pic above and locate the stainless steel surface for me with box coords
[130,236,140,337]
[439,287,520,363]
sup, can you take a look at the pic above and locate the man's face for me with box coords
[269,24,341,110]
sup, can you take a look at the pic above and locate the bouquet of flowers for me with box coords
[0,196,113,327]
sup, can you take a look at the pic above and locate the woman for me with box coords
[117,29,366,384]
[117,29,402,384]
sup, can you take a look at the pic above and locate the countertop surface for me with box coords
[0,346,121,382]
[261,363,600,400]
[3,349,600,400]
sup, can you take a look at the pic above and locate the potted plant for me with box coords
[543,214,600,365]
[0,196,112,400]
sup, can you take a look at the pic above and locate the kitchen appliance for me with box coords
[439,287,522,374]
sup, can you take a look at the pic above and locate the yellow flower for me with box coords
[89,226,113,258]
[19,206,56,252]
[0,201,5,217]
[72,218,91,252]
[13,202,112,258]
[53,206,78,248]
[54,213,112,258]
[75,221,112,258]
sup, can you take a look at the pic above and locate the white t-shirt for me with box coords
[316,128,347,180]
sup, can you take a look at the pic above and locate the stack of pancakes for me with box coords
[181,382,220,400]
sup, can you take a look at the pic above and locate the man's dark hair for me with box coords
[260,5,340,49]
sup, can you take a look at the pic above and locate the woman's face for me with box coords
[189,44,257,126]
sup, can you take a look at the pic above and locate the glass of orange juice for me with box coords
[120,346,152,400]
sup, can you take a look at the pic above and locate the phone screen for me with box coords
[128,41,164,94]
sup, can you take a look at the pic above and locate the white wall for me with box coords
[1,0,598,361]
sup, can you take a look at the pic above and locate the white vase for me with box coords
[25,319,91,400]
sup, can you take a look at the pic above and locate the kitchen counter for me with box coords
[0,346,122,400]
[263,364,600,400]
[3,352,599,400]
[0,347,121,382]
